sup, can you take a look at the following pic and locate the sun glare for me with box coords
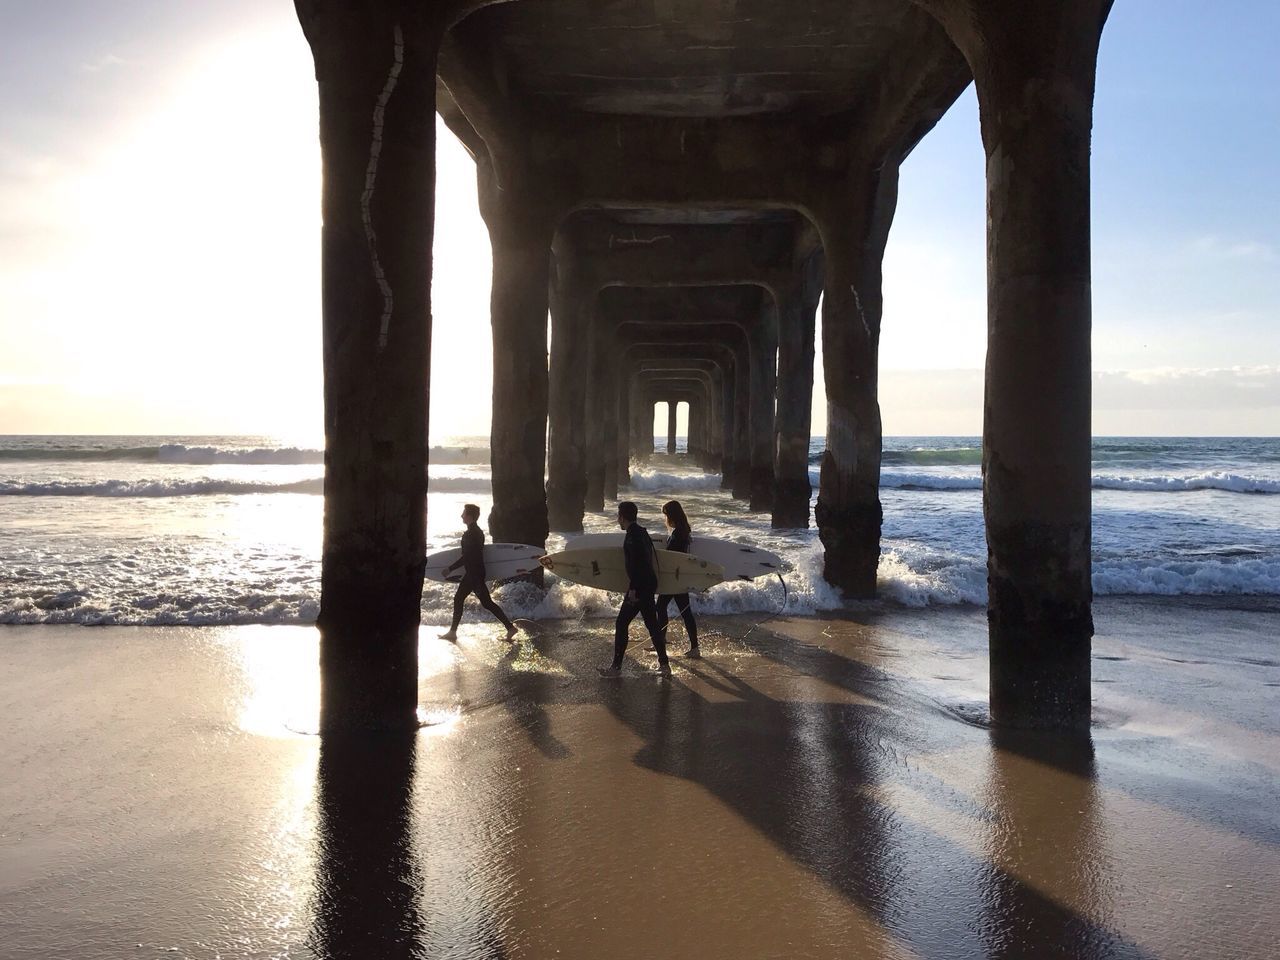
[31,24,323,435]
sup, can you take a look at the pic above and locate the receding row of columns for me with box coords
[296,0,1111,733]
[540,223,822,532]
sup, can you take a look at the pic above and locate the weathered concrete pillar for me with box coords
[585,323,616,511]
[772,252,823,528]
[747,306,779,512]
[814,171,896,598]
[688,397,702,463]
[730,339,752,500]
[615,373,631,489]
[296,4,440,732]
[701,391,721,471]
[716,366,727,471]
[480,167,554,549]
[701,374,720,469]
[630,378,651,462]
[546,256,591,531]
[920,0,1109,730]
[720,365,735,487]
[666,400,678,456]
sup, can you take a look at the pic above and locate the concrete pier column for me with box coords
[701,391,717,468]
[546,260,591,531]
[814,174,896,598]
[703,373,721,470]
[689,397,703,464]
[772,254,823,528]
[295,5,441,732]
[716,368,727,471]
[666,401,678,456]
[730,340,752,499]
[602,398,619,501]
[748,308,779,512]
[629,378,651,463]
[921,0,1109,730]
[720,366,735,487]
[690,403,700,462]
[615,374,631,490]
[479,170,554,548]
[585,325,616,511]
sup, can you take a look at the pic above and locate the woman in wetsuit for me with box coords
[656,499,700,659]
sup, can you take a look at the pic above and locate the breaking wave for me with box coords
[875,471,1279,494]
[8,544,1276,626]
[1090,472,1280,494]
[0,475,493,498]
[0,442,487,466]
[0,478,326,498]
[627,469,727,492]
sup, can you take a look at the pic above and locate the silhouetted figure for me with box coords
[598,501,669,677]
[656,499,699,658]
[440,503,518,642]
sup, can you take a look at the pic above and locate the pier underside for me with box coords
[295,0,1112,731]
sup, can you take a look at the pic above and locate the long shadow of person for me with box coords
[495,638,572,760]
[599,652,1157,959]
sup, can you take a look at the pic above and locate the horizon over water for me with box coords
[1,433,1277,626]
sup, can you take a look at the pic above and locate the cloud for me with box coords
[1189,235,1278,263]
[1095,365,1280,409]
[868,366,1280,436]
[80,53,127,73]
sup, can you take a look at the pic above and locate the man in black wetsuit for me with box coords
[598,501,670,678]
[439,503,518,642]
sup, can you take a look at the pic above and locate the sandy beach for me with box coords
[2,597,1278,960]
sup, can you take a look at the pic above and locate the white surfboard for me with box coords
[563,532,784,582]
[425,543,545,583]
[539,548,724,595]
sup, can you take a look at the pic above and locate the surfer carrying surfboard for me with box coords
[598,501,670,678]
[656,499,700,659]
[439,504,519,642]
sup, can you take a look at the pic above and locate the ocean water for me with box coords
[1,435,1277,626]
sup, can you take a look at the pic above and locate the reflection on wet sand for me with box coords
[8,607,1270,959]
[309,732,426,959]
[399,609,1277,959]
[980,733,1138,960]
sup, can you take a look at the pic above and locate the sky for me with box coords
[0,0,1276,440]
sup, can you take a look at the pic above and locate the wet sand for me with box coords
[1,597,1277,959]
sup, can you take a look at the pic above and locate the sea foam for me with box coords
[5,549,1279,626]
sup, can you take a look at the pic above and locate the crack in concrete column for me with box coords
[361,23,404,352]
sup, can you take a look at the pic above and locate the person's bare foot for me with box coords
[439,630,458,642]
